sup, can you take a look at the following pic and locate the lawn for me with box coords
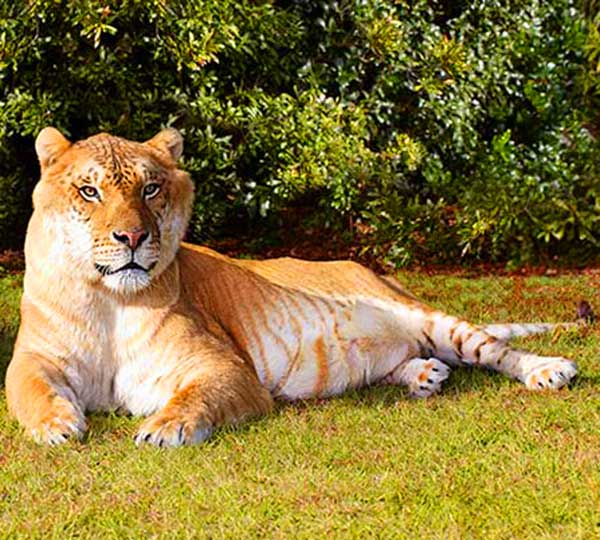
[0,270,598,539]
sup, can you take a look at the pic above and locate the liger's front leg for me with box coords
[6,350,87,444]
[132,342,273,447]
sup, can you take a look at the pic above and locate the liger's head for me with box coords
[32,127,194,294]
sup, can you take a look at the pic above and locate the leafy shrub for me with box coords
[0,0,598,266]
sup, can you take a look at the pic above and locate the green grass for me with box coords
[0,271,599,539]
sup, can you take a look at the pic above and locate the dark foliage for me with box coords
[1,0,598,266]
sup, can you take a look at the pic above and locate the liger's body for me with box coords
[6,128,579,446]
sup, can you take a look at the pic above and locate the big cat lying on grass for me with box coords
[5,128,589,447]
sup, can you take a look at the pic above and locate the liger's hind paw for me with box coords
[398,357,451,398]
[522,357,577,390]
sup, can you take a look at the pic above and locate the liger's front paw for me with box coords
[522,357,577,390]
[134,412,213,448]
[30,397,87,445]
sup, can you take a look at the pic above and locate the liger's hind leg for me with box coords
[420,312,577,389]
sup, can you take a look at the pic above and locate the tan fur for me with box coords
[5,129,578,446]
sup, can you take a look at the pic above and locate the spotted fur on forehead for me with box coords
[68,134,165,189]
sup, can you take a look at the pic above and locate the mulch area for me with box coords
[2,238,599,278]
[206,234,600,278]
[0,250,24,274]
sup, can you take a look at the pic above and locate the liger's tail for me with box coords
[482,300,595,341]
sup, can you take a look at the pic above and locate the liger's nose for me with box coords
[112,229,149,250]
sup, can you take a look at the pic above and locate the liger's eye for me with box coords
[143,183,161,199]
[78,185,100,201]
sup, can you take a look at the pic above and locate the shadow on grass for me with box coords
[571,372,600,389]
[0,273,23,387]
[0,329,17,388]
[269,361,595,414]
[266,368,510,416]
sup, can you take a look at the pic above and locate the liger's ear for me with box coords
[145,128,184,161]
[35,127,71,169]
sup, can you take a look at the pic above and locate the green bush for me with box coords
[0,0,598,266]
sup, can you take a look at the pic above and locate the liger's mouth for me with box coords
[95,261,157,276]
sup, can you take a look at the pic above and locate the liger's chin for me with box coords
[102,269,153,295]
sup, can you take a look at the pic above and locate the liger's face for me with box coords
[33,129,193,294]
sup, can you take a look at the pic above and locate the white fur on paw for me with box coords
[134,415,213,448]
[31,407,87,446]
[523,357,577,390]
[400,357,451,398]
